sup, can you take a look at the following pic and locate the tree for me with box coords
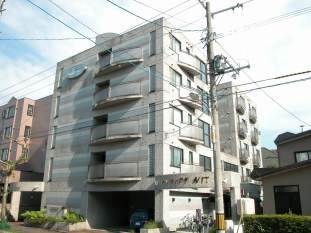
[0,138,29,220]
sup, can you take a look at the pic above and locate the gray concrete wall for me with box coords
[277,135,311,167]
[262,166,311,215]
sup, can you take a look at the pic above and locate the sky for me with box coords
[0,0,311,149]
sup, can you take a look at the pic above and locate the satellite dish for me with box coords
[64,64,87,79]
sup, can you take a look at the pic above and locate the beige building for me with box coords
[0,95,52,220]
[261,147,278,168]
[253,130,311,215]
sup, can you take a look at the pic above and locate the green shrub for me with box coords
[63,211,84,224]
[244,214,311,233]
[21,210,47,226]
[143,220,162,229]
[0,219,11,230]
[208,227,216,233]
[46,215,62,224]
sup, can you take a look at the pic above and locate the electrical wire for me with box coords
[215,40,311,128]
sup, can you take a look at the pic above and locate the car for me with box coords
[129,209,149,229]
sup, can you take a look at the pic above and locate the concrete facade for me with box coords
[42,18,247,229]
[217,82,262,205]
[0,95,52,220]
[261,147,279,168]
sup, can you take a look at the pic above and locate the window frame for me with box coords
[149,65,156,92]
[170,67,182,87]
[27,104,34,116]
[0,148,9,161]
[170,145,183,168]
[199,155,212,171]
[169,33,181,52]
[148,144,155,176]
[24,126,32,138]
[223,161,239,173]
[199,120,211,148]
[149,30,156,56]
[170,105,183,126]
[189,151,194,165]
[148,103,156,133]
[295,150,311,163]
[4,126,12,139]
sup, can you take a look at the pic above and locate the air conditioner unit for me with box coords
[237,198,255,215]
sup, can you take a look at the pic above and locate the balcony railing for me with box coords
[178,87,202,109]
[179,125,204,145]
[240,148,250,165]
[251,129,259,145]
[88,162,141,182]
[93,81,143,109]
[91,120,142,144]
[181,164,204,173]
[97,48,144,75]
[236,96,246,114]
[177,51,201,76]
[238,121,248,139]
[249,107,257,123]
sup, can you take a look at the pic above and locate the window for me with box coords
[149,31,156,56]
[295,151,311,163]
[149,65,156,92]
[199,120,211,147]
[22,147,29,159]
[27,104,34,116]
[170,146,183,168]
[54,96,60,118]
[202,91,209,114]
[170,106,183,126]
[48,157,54,182]
[200,155,211,171]
[223,161,239,173]
[170,34,181,52]
[4,126,12,139]
[148,103,156,133]
[199,61,207,84]
[50,126,57,149]
[170,68,182,87]
[24,126,31,138]
[0,148,9,161]
[188,113,192,125]
[7,106,15,118]
[148,144,155,176]
[187,79,191,88]
[189,151,193,165]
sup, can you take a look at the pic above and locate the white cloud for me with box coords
[0,0,310,148]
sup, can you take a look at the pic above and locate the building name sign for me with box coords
[63,64,87,79]
[155,172,214,190]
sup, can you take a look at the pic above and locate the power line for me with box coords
[215,40,311,128]
[0,37,92,41]
[46,0,99,35]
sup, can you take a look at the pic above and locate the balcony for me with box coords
[177,51,201,76]
[249,107,257,123]
[88,163,141,182]
[236,96,246,114]
[181,164,204,173]
[178,87,202,109]
[238,121,248,139]
[251,129,259,145]
[253,151,261,167]
[179,125,204,145]
[240,148,250,165]
[93,82,143,109]
[91,120,142,145]
[97,48,144,76]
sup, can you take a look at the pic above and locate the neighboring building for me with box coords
[261,147,278,168]
[0,95,52,220]
[217,81,263,213]
[253,130,311,215]
[42,18,246,230]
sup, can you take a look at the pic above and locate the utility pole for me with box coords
[198,1,251,232]
[0,0,6,15]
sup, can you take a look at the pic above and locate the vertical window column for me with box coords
[148,103,155,133]
[54,96,60,118]
[50,126,57,149]
[149,30,156,56]
[149,65,156,92]
[148,144,155,176]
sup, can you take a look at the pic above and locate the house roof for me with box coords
[251,159,311,180]
[274,129,311,145]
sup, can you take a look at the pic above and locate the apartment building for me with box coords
[217,82,262,212]
[0,95,52,220]
[253,130,311,215]
[42,18,245,229]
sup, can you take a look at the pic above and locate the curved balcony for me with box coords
[91,120,142,145]
[249,107,257,123]
[251,129,259,145]
[88,162,141,182]
[238,121,248,139]
[253,151,261,167]
[178,87,202,109]
[179,125,203,145]
[97,48,144,76]
[236,96,246,114]
[240,148,250,165]
[181,164,204,173]
[177,51,201,76]
[93,82,143,109]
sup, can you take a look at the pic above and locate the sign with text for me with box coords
[154,172,214,190]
